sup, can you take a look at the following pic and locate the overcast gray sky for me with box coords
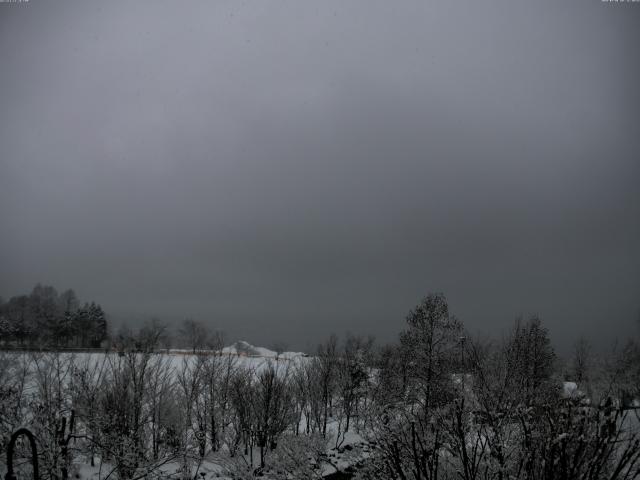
[1,0,639,351]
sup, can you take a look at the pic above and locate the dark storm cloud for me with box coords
[1,0,639,350]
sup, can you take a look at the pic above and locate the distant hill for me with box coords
[221,340,307,359]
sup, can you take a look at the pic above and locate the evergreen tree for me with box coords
[90,303,108,347]
[400,292,463,408]
[4,295,34,345]
[29,284,61,344]
[506,315,557,404]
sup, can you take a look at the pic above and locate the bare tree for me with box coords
[176,354,207,478]
[179,318,209,353]
[269,341,289,358]
[228,365,256,459]
[252,360,295,469]
[137,318,170,352]
[30,352,76,480]
[203,336,237,452]
[144,354,176,462]
[571,335,592,385]
[93,351,178,480]
[335,334,373,436]
[71,353,109,467]
[0,352,30,459]
[317,334,339,438]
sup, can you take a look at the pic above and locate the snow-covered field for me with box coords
[0,342,368,480]
[2,340,311,381]
[5,343,638,480]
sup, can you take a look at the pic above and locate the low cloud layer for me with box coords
[1,0,639,350]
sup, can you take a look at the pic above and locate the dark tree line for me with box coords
[0,284,108,348]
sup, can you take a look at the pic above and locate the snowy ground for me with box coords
[68,417,367,480]
[0,342,368,480]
